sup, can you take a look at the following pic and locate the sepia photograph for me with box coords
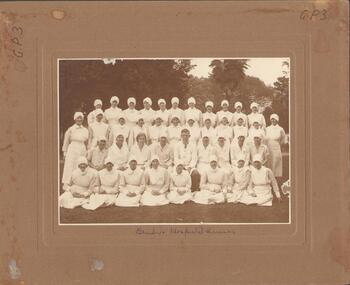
[58,57,290,224]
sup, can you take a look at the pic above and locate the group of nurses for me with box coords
[60,95,287,209]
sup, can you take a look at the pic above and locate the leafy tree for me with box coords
[272,68,289,131]
[209,59,249,100]
[59,59,194,137]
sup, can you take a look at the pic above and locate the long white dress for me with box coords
[196,143,215,175]
[226,166,251,203]
[129,125,149,147]
[233,125,248,142]
[247,126,266,145]
[60,167,97,209]
[214,143,232,175]
[239,166,279,206]
[108,124,131,148]
[202,112,217,127]
[167,170,192,204]
[62,124,89,185]
[249,144,269,165]
[123,108,140,128]
[149,125,168,146]
[187,125,201,145]
[216,110,233,126]
[168,107,185,126]
[232,112,248,126]
[192,167,226,204]
[265,124,286,177]
[200,126,217,146]
[139,108,155,128]
[155,109,170,126]
[82,168,120,210]
[104,106,122,126]
[247,112,266,128]
[87,109,106,126]
[152,143,174,172]
[167,125,182,149]
[115,167,145,207]
[88,121,109,149]
[173,141,198,173]
[216,125,233,142]
[107,143,129,169]
[140,167,170,206]
[129,144,151,169]
[184,107,202,127]
[230,140,250,167]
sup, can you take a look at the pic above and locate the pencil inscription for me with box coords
[300,9,328,21]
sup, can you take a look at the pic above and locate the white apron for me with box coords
[62,140,87,184]
[115,185,143,207]
[239,167,273,206]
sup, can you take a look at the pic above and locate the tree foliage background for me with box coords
[59,59,289,138]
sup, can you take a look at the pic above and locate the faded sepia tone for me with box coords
[0,1,348,284]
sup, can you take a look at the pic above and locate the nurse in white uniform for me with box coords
[216,100,233,126]
[249,131,269,166]
[129,115,149,146]
[167,115,182,149]
[155,99,170,126]
[83,157,120,210]
[129,132,151,170]
[265,114,286,178]
[140,97,155,128]
[216,116,233,143]
[232,101,248,126]
[192,155,226,204]
[148,115,168,147]
[124,97,139,128]
[226,154,251,203]
[168,97,185,126]
[62,112,89,189]
[88,109,109,149]
[240,154,281,206]
[167,163,193,204]
[140,155,170,206]
[233,115,248,142]
[87,99,104,126]
[104,96,122,126]
[230,134,250,167]
[151,131,174,173]
[108,114,131,148]
[214,136,232,175]
[247,119,265,145]
[186,117,201,145]
[107,133,130,171]
[184,97,202,127]
[115,156,146,207]
[196,135,215,175]
[202,101,217,127]
[60,156,97,209]
[247,102,266,129]
[200,117,216,145]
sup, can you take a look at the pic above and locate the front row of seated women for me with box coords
[60,152,281,210]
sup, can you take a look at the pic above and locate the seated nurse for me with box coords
[167,162,193,204]
[140,155,170,206]
[83,157,120,210]
[59,156,97,209]
[192,155,226,205]
[240,154,281,206]
[115,155,146,207]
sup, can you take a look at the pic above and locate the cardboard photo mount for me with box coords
[0,1,348,284]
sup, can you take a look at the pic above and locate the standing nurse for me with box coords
[62,112,89,190]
